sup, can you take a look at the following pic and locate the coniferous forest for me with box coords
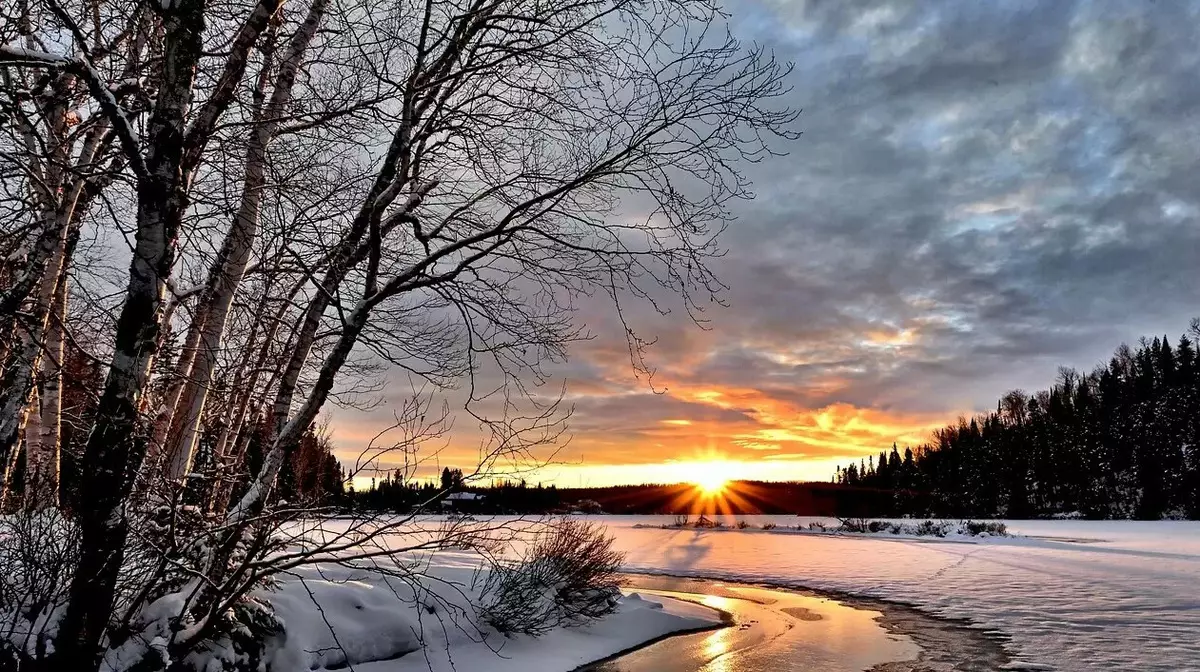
[836,322,1200,520]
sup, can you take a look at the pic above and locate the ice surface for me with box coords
[595,516,1200,672]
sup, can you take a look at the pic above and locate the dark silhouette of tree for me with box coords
[837,321,1200,520]
[440,467,464,492]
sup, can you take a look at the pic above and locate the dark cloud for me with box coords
[675,0,1200,409]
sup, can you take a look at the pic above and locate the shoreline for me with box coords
[594,572,1013,671]
[571,599,733,672]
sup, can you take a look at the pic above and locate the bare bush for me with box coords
[915,520,950,537]
[476,520,624,637]
[962,520,1008,537]
[835,517,870,533]
[830,518,1009,538]
[0,509,79,663]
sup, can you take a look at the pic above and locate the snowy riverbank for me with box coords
[256,548,720,672]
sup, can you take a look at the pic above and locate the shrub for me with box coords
[735,520,751,529]
[962,520,1008,537]
[825,518,1008,538]
[835,518,869,533]
[761,523,777,530]
[0,506,290,672]
[477,519,624,636]
[0,509,80,665]
[915,520,949,537]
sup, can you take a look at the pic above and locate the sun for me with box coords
[680,462,730,496]
[694,473,729,495]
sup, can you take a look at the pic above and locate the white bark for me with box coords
[26,280,66,510]
[57,0,287,662]
[148,308,204,458]
[164,0,328,481]
[0,393,34,511]
[0,116,108,498]
[0,209,72,504]
[230,299,371,521]
[20,387,40,501]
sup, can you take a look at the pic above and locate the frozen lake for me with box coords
[588,516,1200,671]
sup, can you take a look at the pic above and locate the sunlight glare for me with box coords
[681,462,730,495]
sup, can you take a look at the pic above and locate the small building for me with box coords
[439,491,485,513]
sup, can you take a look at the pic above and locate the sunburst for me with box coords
[677,461,730,496]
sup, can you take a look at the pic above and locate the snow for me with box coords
[0,44,72,65]
[262,555,719,672]
[590,515,1200,672]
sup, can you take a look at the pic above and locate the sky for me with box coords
[334,0,1200,488]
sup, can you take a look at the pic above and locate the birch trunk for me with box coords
[0,399,32,512]
[147,303,204,457]
[207,276,305,512]
[0,210,72,503]
[0,116,108,499]
[165,0,328,481]
[231,300,370,519]
[24,279,66,510]
[16,388,40,505]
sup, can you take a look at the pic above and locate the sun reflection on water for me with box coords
[699,595,735,672]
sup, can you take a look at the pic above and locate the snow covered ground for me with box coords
[593,515,1200,672]
[260,543,719,672]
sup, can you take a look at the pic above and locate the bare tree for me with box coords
[155,0,329,482]
[3,0,286,663]
[0,0,127,498]
[0,0,798,669]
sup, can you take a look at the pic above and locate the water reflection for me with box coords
[582,577,918,672]
[698,598,733,672]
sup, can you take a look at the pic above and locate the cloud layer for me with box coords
[335,0,1200,485]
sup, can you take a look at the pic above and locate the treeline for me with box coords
[837,324,1200,519]
[349,470,565,513]
[347,477,903,516]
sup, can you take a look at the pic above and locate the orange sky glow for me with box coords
[331,356,960,488]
